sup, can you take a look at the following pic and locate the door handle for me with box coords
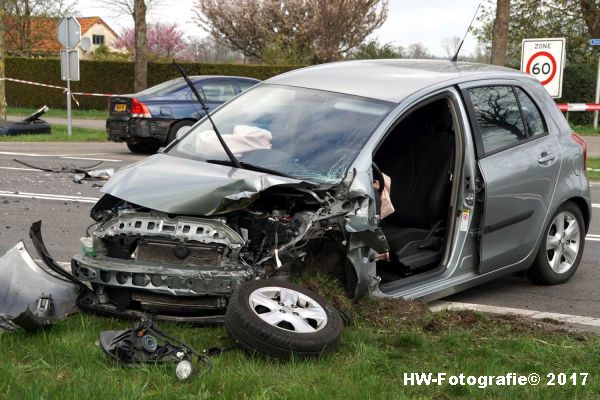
[538,152,557,164]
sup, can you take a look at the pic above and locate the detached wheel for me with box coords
[126,141,160,154]
[528,201,585,285]
[225,279,343,360]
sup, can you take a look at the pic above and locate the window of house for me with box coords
[468,86,527,154]
[92,35,105,45]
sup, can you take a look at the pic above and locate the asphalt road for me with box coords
[1,141,599,319]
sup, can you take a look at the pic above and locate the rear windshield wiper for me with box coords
[205,159,294,179]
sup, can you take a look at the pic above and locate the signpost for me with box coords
[521,38,566,98]
[591,39,600,129]
[57,17,81,137]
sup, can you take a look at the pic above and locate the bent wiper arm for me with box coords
[205,159,294,179]
[172,61,242,169]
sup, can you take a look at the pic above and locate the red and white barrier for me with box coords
[557,103,600,112]
[0,77,117,102]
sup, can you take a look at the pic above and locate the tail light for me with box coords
[131,98,151,118]
[571,132,587,173]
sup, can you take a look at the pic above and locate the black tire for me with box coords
[126,141,160,154]
[527,201,586,285]
[225,279,343,360]
[166,120,194,146]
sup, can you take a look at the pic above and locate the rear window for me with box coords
[468,86,527,154]
[201,81,236,102]
[137,78,185,97]
[514,87,547,137]
[238,80,257,92]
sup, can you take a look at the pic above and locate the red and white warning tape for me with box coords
[0,77,117,106]
[557,103,600,112]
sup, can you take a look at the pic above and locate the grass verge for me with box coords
[0,124,106,142]
[571,124,600,136]
[7,106,107,120]
[588,158,600,180]
[1,278,598,399]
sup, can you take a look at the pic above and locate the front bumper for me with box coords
[71,254,252,297]
[106,118,171,144]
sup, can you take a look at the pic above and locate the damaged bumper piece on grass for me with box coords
[0,240,79,332]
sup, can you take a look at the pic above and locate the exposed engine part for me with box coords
[99,318,212,380]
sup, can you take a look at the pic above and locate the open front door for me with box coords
[461,84,562,274]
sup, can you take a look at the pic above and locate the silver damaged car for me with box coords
[65,60,589,335]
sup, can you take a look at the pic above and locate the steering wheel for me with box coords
[372,162,385,195]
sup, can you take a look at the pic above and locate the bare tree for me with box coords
[490,0,510,65]
[441,36,462,59]
[406,43,432,59]
[194,0,388,64]
[104,0,163,91]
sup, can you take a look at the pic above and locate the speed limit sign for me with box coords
[521,38,566,98]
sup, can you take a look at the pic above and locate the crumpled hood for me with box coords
[101,153,305,215]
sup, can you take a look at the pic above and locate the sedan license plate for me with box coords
[114,103,127,112]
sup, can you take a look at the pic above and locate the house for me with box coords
[5,16,120,59]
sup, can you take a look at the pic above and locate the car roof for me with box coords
[189,75,260,82]
[266,59,535,103]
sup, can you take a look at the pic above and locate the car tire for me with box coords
[527,201,585,285]
[224,279,343,360]
[166,120,194,146]
[126,141,160,154]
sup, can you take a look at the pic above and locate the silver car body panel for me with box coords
[0,242,79,331]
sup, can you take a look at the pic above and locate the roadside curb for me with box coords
[429,301,600,333]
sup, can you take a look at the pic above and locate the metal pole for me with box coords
[65,18,72,137]
[594,55,600,129]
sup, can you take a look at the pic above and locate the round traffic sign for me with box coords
[525,51,557,86]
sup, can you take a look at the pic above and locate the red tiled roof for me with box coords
[5,16,118,55]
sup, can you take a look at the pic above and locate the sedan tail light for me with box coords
[571,132,587,173]
[131,98,151,118]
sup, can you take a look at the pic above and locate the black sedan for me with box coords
[106,76,260,153]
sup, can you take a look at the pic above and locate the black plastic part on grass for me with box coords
[225,279,343,360]
[0,120,50,136]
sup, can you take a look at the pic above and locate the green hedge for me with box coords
[5,57,299,110]
[557,64,596,125]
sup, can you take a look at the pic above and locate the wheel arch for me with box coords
[566,196,591,234]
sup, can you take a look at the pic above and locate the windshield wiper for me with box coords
[205,159,294,179]
[172,61,242,169]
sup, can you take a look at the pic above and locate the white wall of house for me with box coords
[79,23,121,59]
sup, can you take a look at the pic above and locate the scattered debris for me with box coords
[13,158,104,173]
[0,106,51,136]
[72,168,114,184]
[0,241,79,332]
[99,318,212,380]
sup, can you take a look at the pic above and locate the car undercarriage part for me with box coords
[99,317,212,380]
[0,241,79,332]
[224,279,343,360]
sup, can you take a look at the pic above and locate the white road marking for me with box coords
[0,190,99,203]
[586,233,600,242]
[429,301,600,329]
[0,151,121,162]
[592,203,600,208]
[0,166,42,172]
[59,156,122,162]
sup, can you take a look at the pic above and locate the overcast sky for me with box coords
[75,0,483,57]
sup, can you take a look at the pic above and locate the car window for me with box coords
[238,80,257,92]
[514,87,547,137]
[468,86,527,154]
[137,78,186,97]
[200,81,236,102]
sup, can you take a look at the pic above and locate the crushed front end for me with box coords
[72,184,368,323]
